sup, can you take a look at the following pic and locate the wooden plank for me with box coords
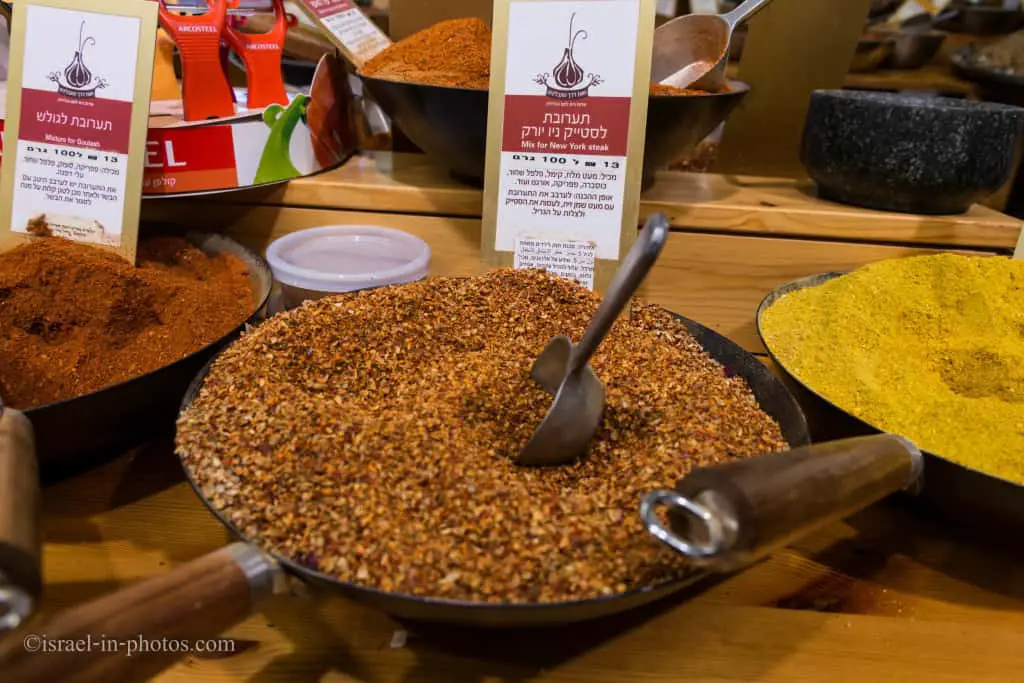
[729,63,981,99]
[842,66,981,99]
[141,202,991,352]
[715,0,874,178]
[199,153,1023,249]
[643,174,1020,249]
[35,444,1024,683]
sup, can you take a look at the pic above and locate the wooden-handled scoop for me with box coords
[641,434,923,573]
[0,543,285,683]
[0,403,40,633]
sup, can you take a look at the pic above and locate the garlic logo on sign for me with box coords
[48,21,109,99]
[534,13,603,100]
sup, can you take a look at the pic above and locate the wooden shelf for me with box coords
[221,152,1022,249]
[725,62,981,99]
[843,65,981,99]
[143,152,1022,353]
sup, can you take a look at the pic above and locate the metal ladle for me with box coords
[516,213,670,467]
[652,0,776,92]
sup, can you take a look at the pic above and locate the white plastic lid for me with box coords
[265,225,431,293]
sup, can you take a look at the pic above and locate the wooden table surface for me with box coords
[35,153,1023,681]
[29,422,1024,682]
[725,63,981,99]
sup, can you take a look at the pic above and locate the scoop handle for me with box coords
[0,406,40,632]
[723,0,776,28]
[569,213,669,373]
[0,543,283,683]
[641,435,922,572]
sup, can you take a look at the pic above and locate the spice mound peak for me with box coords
[177,269,786,605]
[360,18,492,90]
[760,253,1024,485]
[0,236,253,409]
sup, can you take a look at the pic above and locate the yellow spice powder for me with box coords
[760,253,1024,484]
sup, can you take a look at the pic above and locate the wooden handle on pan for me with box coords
[0,406,40,632]
[641,435,923,572]
[0,543,284,683]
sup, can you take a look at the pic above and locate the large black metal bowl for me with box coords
[23,232,273,481]
[757,273,1024,533]
[951,46,1024,107]
[179,310,808,627]
[360,76,750,189]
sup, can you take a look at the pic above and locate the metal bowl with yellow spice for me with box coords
[758,254,1024,486]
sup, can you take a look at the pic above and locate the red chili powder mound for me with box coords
[360,17,709,96]
[361,18,492,90]
[649,82,709,96]
[0,237,254,409]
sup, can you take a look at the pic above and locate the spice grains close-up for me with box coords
[0,236,254,409]
[178,269,788,604]
[760,254,1024,485]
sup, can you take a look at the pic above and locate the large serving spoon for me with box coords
[516,213,670,467]
[652,0,776,92]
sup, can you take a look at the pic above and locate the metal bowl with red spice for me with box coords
[356,18,748,186]
[0,233,271,476]
[360,18,703,96]
[177,269,792,607]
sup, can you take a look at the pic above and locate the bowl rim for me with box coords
[359,72,752,97]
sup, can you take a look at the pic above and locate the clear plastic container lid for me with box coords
[265,225,431,293]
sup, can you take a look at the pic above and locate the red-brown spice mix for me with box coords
[0,236,254,408]
[360,18,709,96]
[177,270,788,604]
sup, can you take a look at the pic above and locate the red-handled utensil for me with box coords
[157,0,235,121]
[222,0,292,108]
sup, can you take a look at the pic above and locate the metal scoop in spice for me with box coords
[516,213,670,467]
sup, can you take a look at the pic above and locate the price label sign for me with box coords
[293,0,392,67]
[0,0,156,263]
[481,0,656,291]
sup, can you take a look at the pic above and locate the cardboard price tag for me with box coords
[292,0,392,67]
[0,0,157,264]
[481,0,657,292]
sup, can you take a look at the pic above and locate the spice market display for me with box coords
[3,0,1024,680]
[0,236,254,409]
[178,270,788,603]
[760,254,1024,485]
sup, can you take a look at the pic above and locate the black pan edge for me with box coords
[25,231,273,478]
[951,47,1024,90]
